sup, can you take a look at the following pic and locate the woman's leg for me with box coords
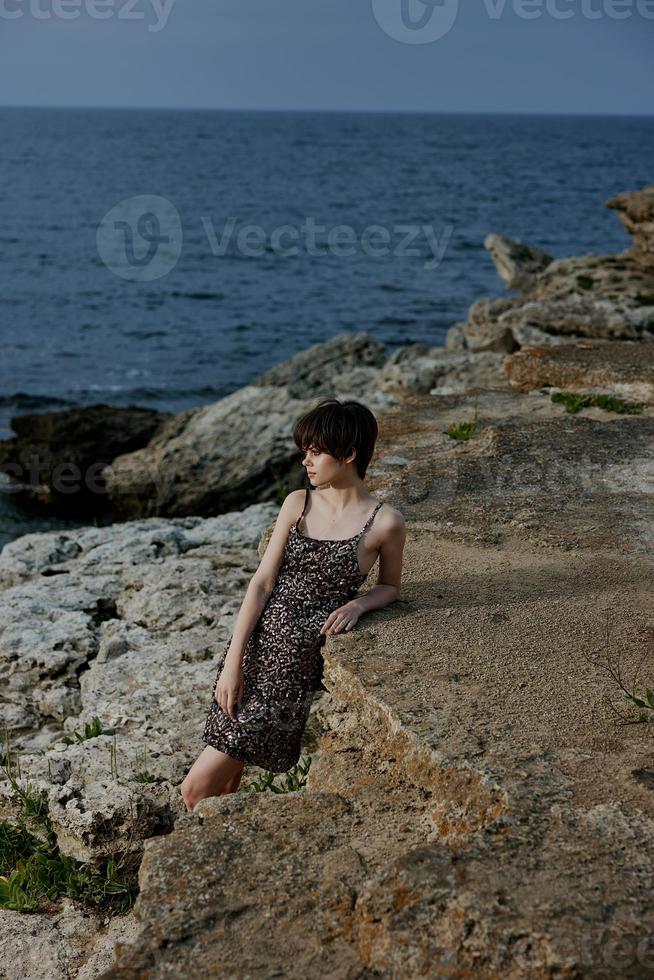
[181,746,246,811]
[221,765,244,794]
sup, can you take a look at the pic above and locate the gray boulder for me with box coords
[0,504,278,862]
[484,233,553,292]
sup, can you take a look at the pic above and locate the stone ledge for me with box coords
[504,340,654,403]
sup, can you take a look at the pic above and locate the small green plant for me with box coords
[576,274,594,291]
[446,400,480,441]
[131,744,159,784]
[132,771,158,784]
[550,391,644,415]
[0,728,139,913]
[109,733,119,780]
[625,688,654,719]
[60,716,104,746]
[580,610,654,726]
[550,391,590,414]
[591,394,645,414]
[245,755,312,794]
[446,421,476,441]
[633,293,654,307]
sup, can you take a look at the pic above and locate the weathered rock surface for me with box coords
[0,901,139,980]
[0,503,279,863]
[378,343,513,396]
[455,256,654,346]
[504,339,654,404]
[0,405,169,515]
[483,233,554,292]
[498,293,654,342]
[251,330,388,397]
[607,184,654,269]
[101,386,317,519]
[461,296,520,352]
[529,250,654,309]
[453,187,654,350]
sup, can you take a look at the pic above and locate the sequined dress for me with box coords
[202,489,384,773]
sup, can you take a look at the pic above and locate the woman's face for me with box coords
[301,444,336,485]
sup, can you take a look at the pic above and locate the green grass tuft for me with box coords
[244,755,312,794]
[446,421,477,440]
[550,391,645,415]
[0,725,140,914]
[59,716,104,746]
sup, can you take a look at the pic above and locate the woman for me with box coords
[181,397,406,810]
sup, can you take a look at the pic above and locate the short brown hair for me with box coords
[293,398,378,479]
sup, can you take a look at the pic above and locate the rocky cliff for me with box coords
[1,186,653,978]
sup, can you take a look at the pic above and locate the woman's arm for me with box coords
[223,489,306,668]
[320,507,406,635]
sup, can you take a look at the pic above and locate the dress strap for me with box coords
[295,488,310,530]
[356,500,384,539]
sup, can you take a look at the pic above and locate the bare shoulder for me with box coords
[263,489,307,538]
[280,488,308,520]
[371,502,406,588]
[379,501,405,525]
[283,488,308,506]
[376,501,406,537]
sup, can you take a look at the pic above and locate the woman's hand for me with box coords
[320,601,361,636]
[214,662,244,720]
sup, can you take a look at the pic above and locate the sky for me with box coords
[0,0,652,115]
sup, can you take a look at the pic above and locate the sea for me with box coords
[1,107,653,546]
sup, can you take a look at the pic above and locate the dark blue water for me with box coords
[1,107,653,544]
